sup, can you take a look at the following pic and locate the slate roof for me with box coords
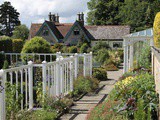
[45,21,64,39]
[29,21,130,40]
[85,25,130,40]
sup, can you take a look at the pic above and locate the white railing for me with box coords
[0,52,92,120]
[4,53,57,64]
[0,61,33,120]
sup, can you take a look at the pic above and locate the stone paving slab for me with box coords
[71,103,97,111]
[60,66,123,120]
[99,85,115,95]
[74,114,87,120]
[60,114,74,120]
[80,94,104,101]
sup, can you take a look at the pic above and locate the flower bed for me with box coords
[87,72,158,120]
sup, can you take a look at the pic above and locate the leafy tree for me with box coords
[87,0,160,31]
[87,0,124,25]
[119,0,160,31]
[0,1,20,36]
[12,25,29,40]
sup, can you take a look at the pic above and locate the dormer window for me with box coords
[42,29,49,36]
[74,29,80,35]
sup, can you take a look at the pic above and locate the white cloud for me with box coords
[1,0,90,28]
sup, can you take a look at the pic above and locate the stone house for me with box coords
[29,12,130,49]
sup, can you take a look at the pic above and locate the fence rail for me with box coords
[0,52,92,120]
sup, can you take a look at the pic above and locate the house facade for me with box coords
[29,12,130,49]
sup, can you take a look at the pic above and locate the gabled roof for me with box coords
[29,23,42,39]
[85,25,130,40]
[29,21,130,41]
[56,23,73,37]
[29,22,73,40]
[36,21,64,41]
[64,21,93,42]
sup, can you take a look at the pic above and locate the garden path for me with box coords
[60,65,123,120]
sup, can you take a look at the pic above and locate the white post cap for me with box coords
[28,61,33,65]
[42,61,47,64]
[0,69,4,76]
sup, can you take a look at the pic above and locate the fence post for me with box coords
[56,58,60,96]
[59,56,64,94]
[28,61,33,110]
[42,61,47,98]
[90,52,93,77]
[56,52,61,59]
[0,69,6,120]
[74,53,78,78]
[70,56,73,91]
[83,53,86,77]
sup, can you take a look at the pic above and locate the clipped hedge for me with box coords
[154,12,160,48]
[12,39,24,53]
[0,36,12,52]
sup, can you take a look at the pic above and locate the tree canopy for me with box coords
[87,0,160,32]
[0,1,20,36]
[12,24,29,41]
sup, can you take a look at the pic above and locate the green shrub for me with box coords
[104,63,119,71]
[93,68,107,81]
[153,12,160,48]
[0,52,5,69]
[92,41,110,53]
[69,46,77,53]
[51,43,63,53]
[12,39,24,53]
[21,37,52,61]
[80,43,89,53]
[6,83,23,120]
[21,37,52,53]
[17,110,58,120]
[3,60,9,69]
[73,76,99,97]
[137,43,151,69]
[0,36,12,52]
[95,49,109,64]
[61,46,69,53]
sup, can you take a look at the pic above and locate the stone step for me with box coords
[69,109,89,114]
[60,114,74,120]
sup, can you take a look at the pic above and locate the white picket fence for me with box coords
[0,52,92,120]
[2,52,87,65]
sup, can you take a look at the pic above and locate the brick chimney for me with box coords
[77,12,84,25]
[48,12,59,23]
[55,13,59,23]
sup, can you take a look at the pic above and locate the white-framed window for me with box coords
[113,42,122,48]
[74,29,80,35]
[42,29,49,36]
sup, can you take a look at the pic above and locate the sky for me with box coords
[0,0,90,28]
